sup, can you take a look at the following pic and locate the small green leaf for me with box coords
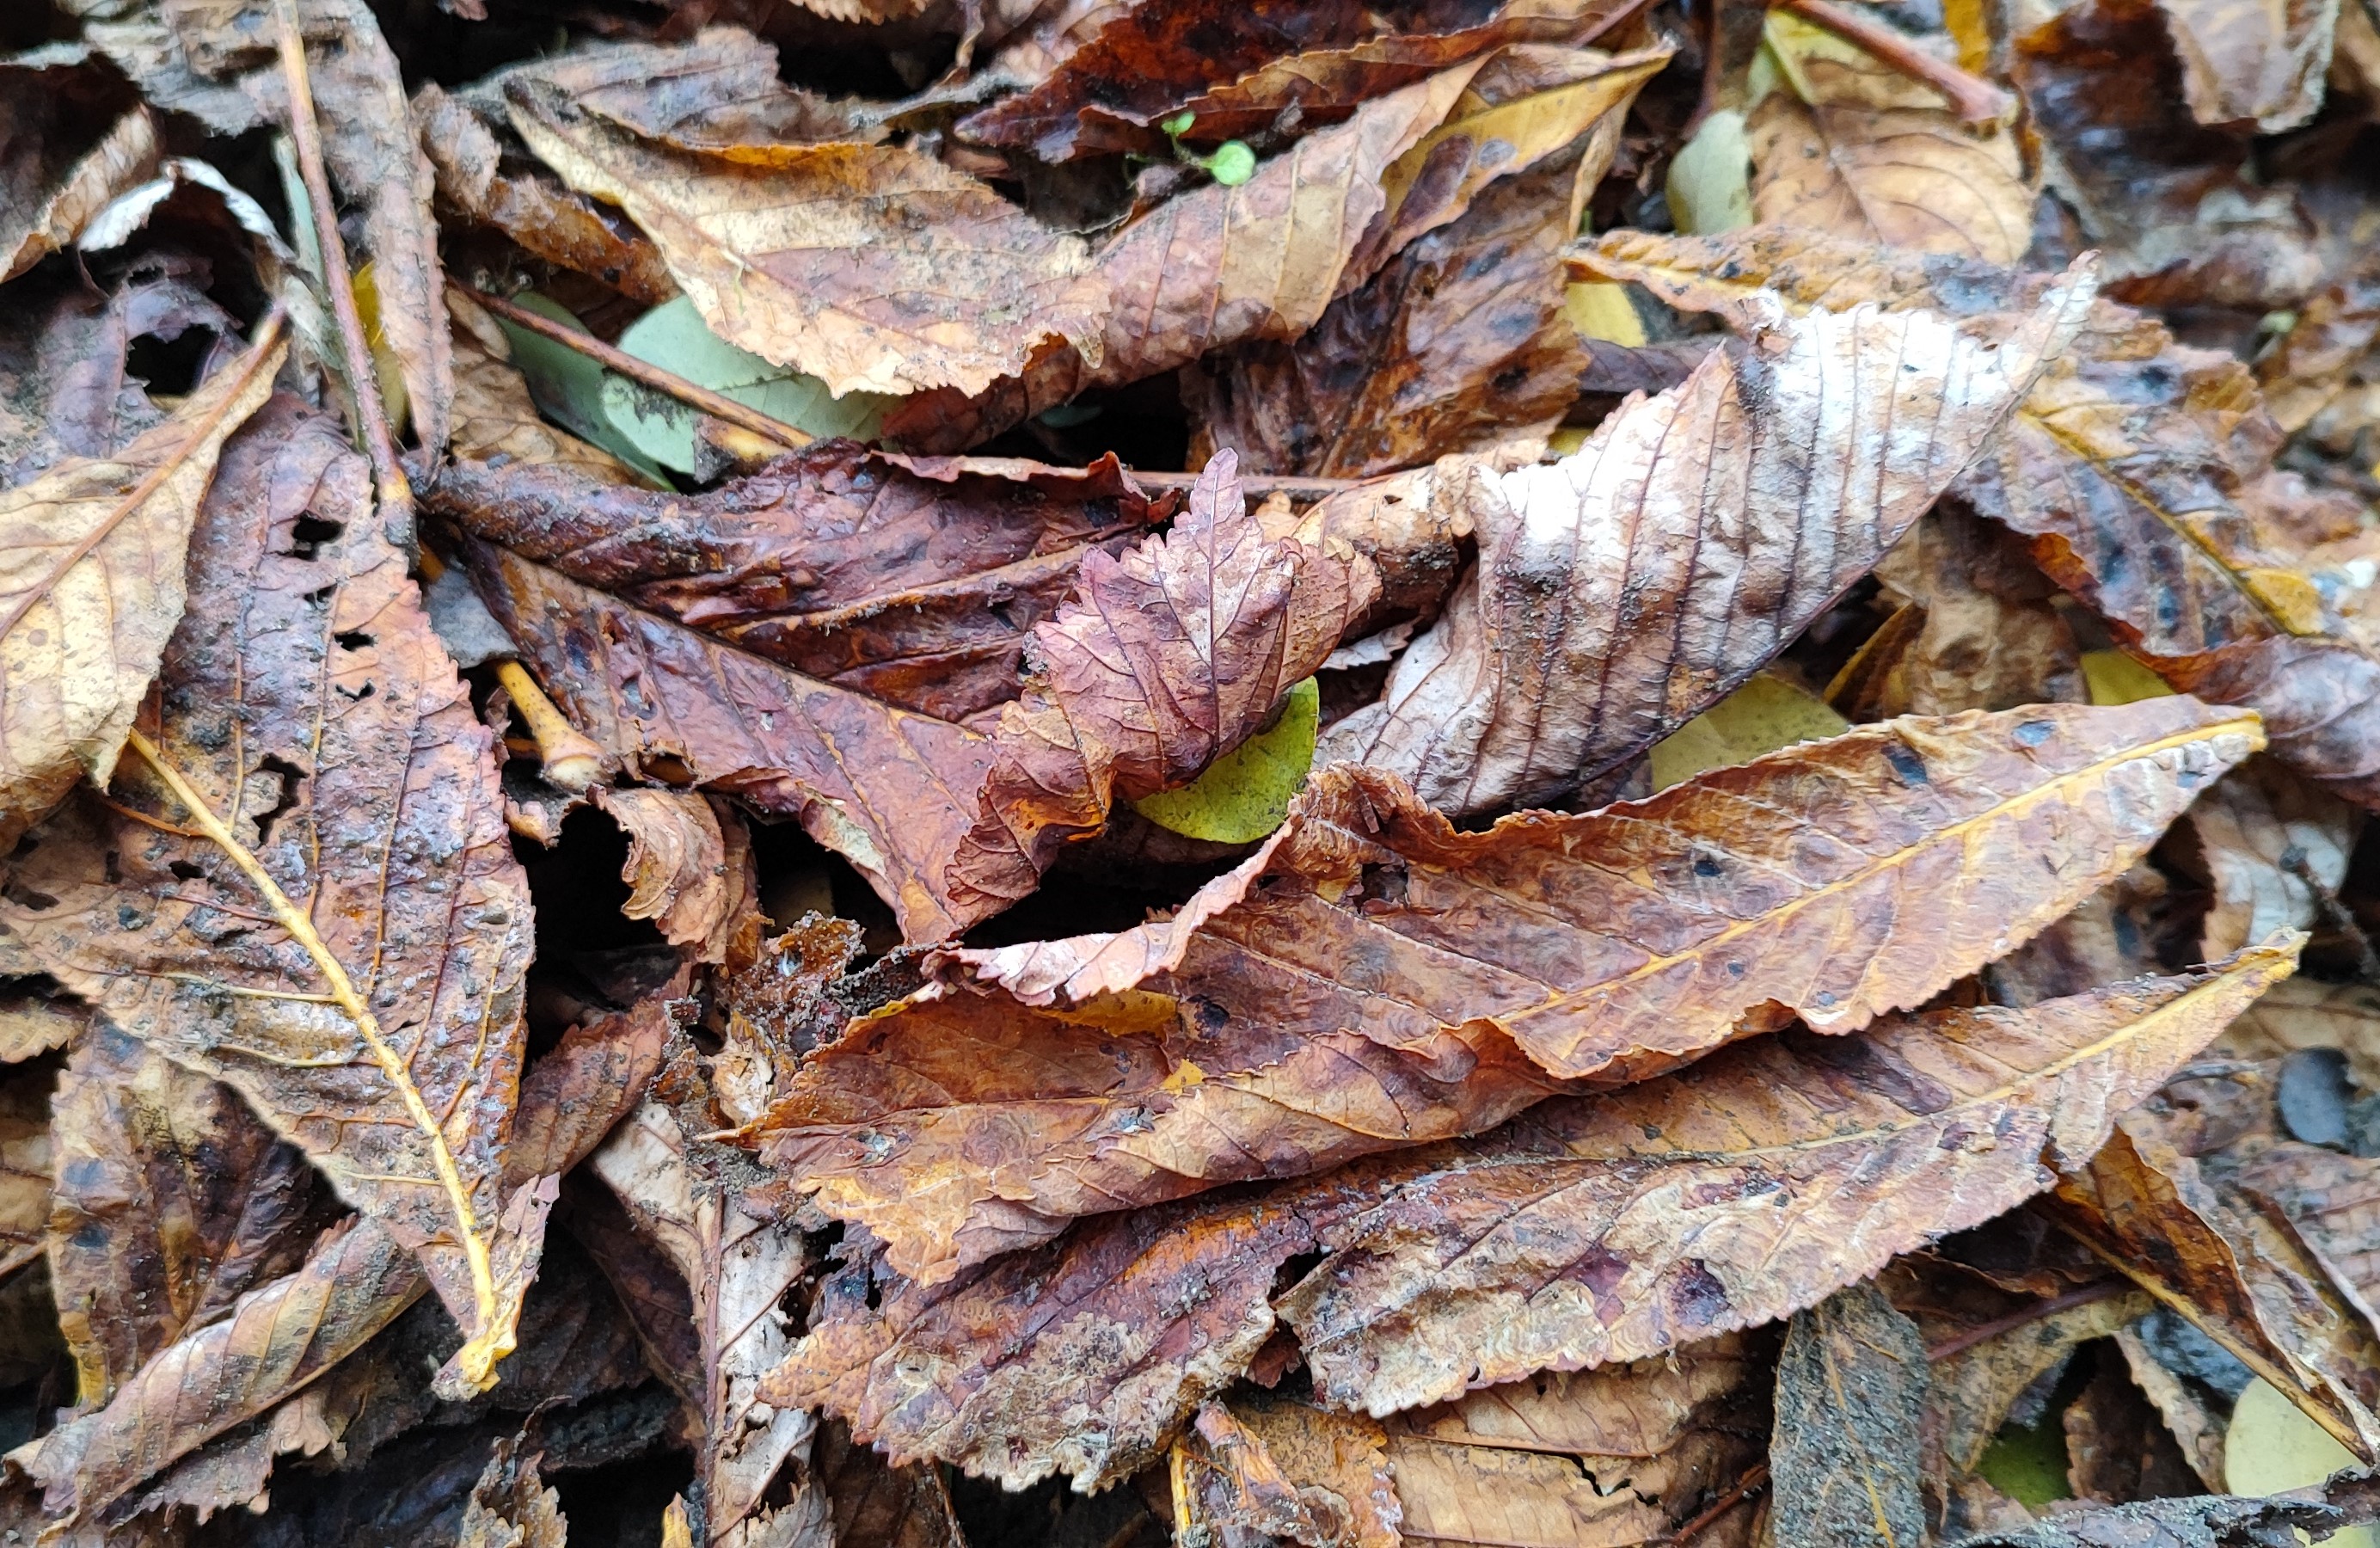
[1132,679,1319,844]
[489,292,673,485]
[598,296,896,475]
[1207,140,1257,186]
[1161,110,1197,137]
[1647,673,1850,790]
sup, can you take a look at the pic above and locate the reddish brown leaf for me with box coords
[948,449,1377,914]
[763,947,2292,1488]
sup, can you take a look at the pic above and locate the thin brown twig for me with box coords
[1770,0,2013,126]
[1670,1462,1768,1546]
[469,289,817,454]
[1923,1279,2127,1363]
[273,0,417,537]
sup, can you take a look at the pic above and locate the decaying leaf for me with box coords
[754,699,2260,1281]
[0,1057,55,1286]
[1948,1491,2358,1546]
[444,290,653,488]
[1177,1396,1402,1548]
[506,76,1109,399]
[0,54,158,284]
[0,397,538,1393]
[2186,758,2359,960]
[1770,1283,1929,1548]
[1312,256,2091,815]
[2153,0,2341,130]
[594,788,764,967]
[0,322,281,847]
[811,1418,966,1548]
[949,449,1377,914]
[455,1435,568,1548]
[1747,9,2033,265]
[763,944,2295,1487]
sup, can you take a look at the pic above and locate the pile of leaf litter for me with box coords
[13,0,2380,1542]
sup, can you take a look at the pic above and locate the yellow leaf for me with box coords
[1132,678,1321,844]
[1647,672,1850,789]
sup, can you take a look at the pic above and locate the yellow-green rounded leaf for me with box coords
[1647,672,1850,790]
[2225,1378,2379,1546]
[1132,679,1320,844]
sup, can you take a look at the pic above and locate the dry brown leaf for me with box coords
[594,789,764,967]
[0,322,281,848]
[948,449,1378,915]
[506,80,1108,399]
[1769,1283,1928,1548]
[0,396,537,1393]
[1854,507,2088,717]
[2156,0,2341,131]
[1572,224,2380,809]
[456,1435,569,1548]
[1312,259,2090,815]
[19,993,671,1531]
[884,46,1670,452]
[1748,9,2033,266]
[1177,1395,1402,1548]
[0,1057,53,1287]
[0,990,83,1066]
[755,699,2258,1282]
[2186,758,2359,960]
[47,1020,330,1407]
[1919,1281,2152,1476]
[2011,0,2323,309]
[1185,148,1595,479]
[590,1100,821,1548]
[0,71,158,285]
[761,943,2297,1487]
[2257,249,2380,435]
[2062,1343,2205,1503]
[2215,974,2380,1089]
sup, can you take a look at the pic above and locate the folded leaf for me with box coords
[0,398,536,1391]
[0,324,281,847]
[1314,255,2090,814]
[1178,1396,1402,1548]
[949,449,1379,914]
[758,699,2261,1281]
[506,80,1108,398]
[763,944,2294,1488]
[0,58,158,284]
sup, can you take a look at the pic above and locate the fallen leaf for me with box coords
[1930,1287,2155,1477]
[1850,506,2089,719]
[47,1020,331,1407]
[754,701,2259,1281]
[948,450,1377,915]
[0,59,157,284]
[0,396,537,1392]
[1130,674,1321,844]
[2064,1344,2202,1502]
[1310,264,2091,815]
[1646,672,1849,792]
[2257,249,2380,435]
[1948,1490,2361,1546]
[2217,977,2380,1091]
[2154,0,2340,131]
[506,78,1109,399]
[884,46,1671,452]
[762,944,2296,1486]
[1769,1283,1929,1548]
[811,1417,966,1548]
[18,993,672,1530]
[444,289,652,488]
[1178,1394,1402,1548]
[1748,9,2033,265]
[0,319,282,848]
[456,1435,568,1548]
[2187,758,2359,960]
[593,788,764,967]
[0,1058,55,1287]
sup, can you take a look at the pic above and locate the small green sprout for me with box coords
[1159,111,1256,187]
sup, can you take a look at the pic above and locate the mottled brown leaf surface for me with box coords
[0,396,537,1387]
[763,945,2291,1487]
[507,80,1108,398]
[1312,261,2089,814]
[1178,1395,1402,1548]
[20,993,670,1531]
[594,788,763,967]
[0,324,280,847]
[1574,225,2380,808]
[812,1418,966,1548]
[1770,1283,1929,1548]
[886,46,1669,452]
[1950,1492,2356,1546]
[756,700,2254,1281]
[48,1021,328,1406]
[1748,10,2033,266]
[950,450,1377,914]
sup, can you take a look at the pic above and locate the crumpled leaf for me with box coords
[1572,224,2380,808]
[1177,1394,1402,1548]
[762,943,2295,1489]
[455,1435,568,1548]
[2155,0,2340,132]
[593,788,764,968]
[0,320,281,848]
[47,1020,330,1407]
[2187,758,2358,960]
[18,993,672,1531]
[61,0,453,453]
[1845,506,2088,719]
[506,77,1108,399]
[1748,9,2033,265]
[432,442,1167,939]
[2010,0,2323,309]
[885,45,1671,452]
[1311,258,2092,816]
[2257,249,2380,436]
[0,55,157,284]
[1947,1490,2364,1547]
[754,699,2256,1282]
[1184,148,1600,479]
[1770,1283,1929,1548]
[0,396,537,1392]
[591,1100,820,1548]
[949,449,1377,915]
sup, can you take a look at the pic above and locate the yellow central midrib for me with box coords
[125,730,506,1379]
[1504,714,2257,1028]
